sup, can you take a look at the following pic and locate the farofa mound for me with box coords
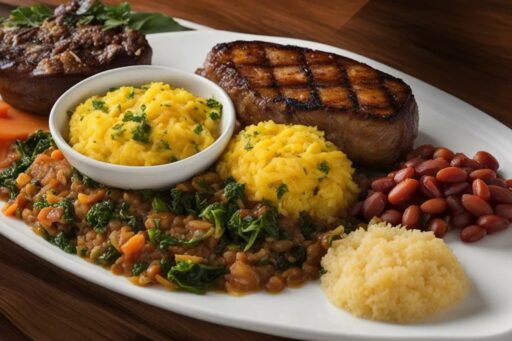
[216,121,359,219]
[321,220,469,323]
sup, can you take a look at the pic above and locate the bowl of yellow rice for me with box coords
[49,65,235,189]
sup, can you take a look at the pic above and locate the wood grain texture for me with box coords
[0,0,511,340]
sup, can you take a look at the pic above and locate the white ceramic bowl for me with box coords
[49,65,235,190]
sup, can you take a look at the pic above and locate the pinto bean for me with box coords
[469,169,497,182]
[494,204,512,220]
[473,151,499,171]
[380,209,402,226]
[436,167,467,183]
[420,198,447,215]
[420,175,443,198]
[462,194,493,216]
[477,215,510,234]
[415,159,449,176]
[443,182,470,196]
[446,195,465,214]
[460,225,487,243]
[488,185,512,204]
[433,147,455,161]
[394,167,415,183]
[371,177,396,193]
[472,179,490,201]
[388,179,419,205]
[362,192,387,221]
[402,205,421,229]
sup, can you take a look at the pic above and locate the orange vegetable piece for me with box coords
[50,149,64,161]
[0,140,11,169]
[0,100,48,141]
[121,233,146,259]
[3,203,18,216]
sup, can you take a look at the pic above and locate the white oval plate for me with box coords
[1,30,512,341]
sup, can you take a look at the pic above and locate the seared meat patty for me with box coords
[0,0,152,114]
[198,41,418,168]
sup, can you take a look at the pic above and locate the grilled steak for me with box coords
[198,41,418,168]
[0,0,152,115]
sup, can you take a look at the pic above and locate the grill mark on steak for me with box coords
[199,41,419,167]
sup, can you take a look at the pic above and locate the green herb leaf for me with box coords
[0,131,54,199]
[123,111,146,122]
[276,184,288,199]
[152,197,169,212]
[86,200,114,233]
[92,99,108,113]
[97,244,121,266]
[132,261,149,276]
[4,4,52,28]
[167,261,227,294]
[318,161,330,175]
[132,121,151,144]
[193,124,203,135]
[128,12,190,34]
[209,112,220,120]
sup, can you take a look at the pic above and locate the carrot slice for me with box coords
[121,234,146,259]
[0,100,48,141]
[3,203,18,216]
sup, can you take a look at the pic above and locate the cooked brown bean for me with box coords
[371,177,396,193]
[450,153,468,167]
[405,157,424,168]
[436,167,467,183]
[426,218,447,238]
[380,209,402,226]
[362,192,387,221]
[419,175,443,198]
[265,275,286,293]
[433,147,455,161]
[443,182,470,196]
[495,204,512,220]
[387,170,398,179]
[460,225,487,243]
[388,178,419,205]
[408,144,435,160]
[271,240,294,253]
[451,211,475,228]
[420,198,447,215]
[488,185,512,204]
[187,220,213,230]
[446,195,465,214]
[462,194,493,216]
[415,158,449,176]
[394,167,415,183]
[282,267,305,287]
[469,169,497,182]
[473,151,499,171]
[402,205,421,229]
[488,178,507,188]
[477,215,510,234]
[472,179,490,201]
[462,158,482,170]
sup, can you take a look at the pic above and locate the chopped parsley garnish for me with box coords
[127,90,135,99]
[108,87,120,93]
[160,140,170,150]
[193,124,203,135]
[122,111,145,123]
[66,110,73,118]
[206,98,223,110]
[318,161,330,175]
[169,156,178,162]
[92,99,108,113]
[132,262,149,276]
[132,121,151,144]
[244,141,253,150]
[209,112,220,120]
[111,123,125,140]
[276,184,288,199]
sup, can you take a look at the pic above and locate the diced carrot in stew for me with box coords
[121,234,146,259]
[0,101,10,118]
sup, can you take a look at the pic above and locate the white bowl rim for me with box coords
[49,65,235,174]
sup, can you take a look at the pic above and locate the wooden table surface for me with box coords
[0,1,511,340]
